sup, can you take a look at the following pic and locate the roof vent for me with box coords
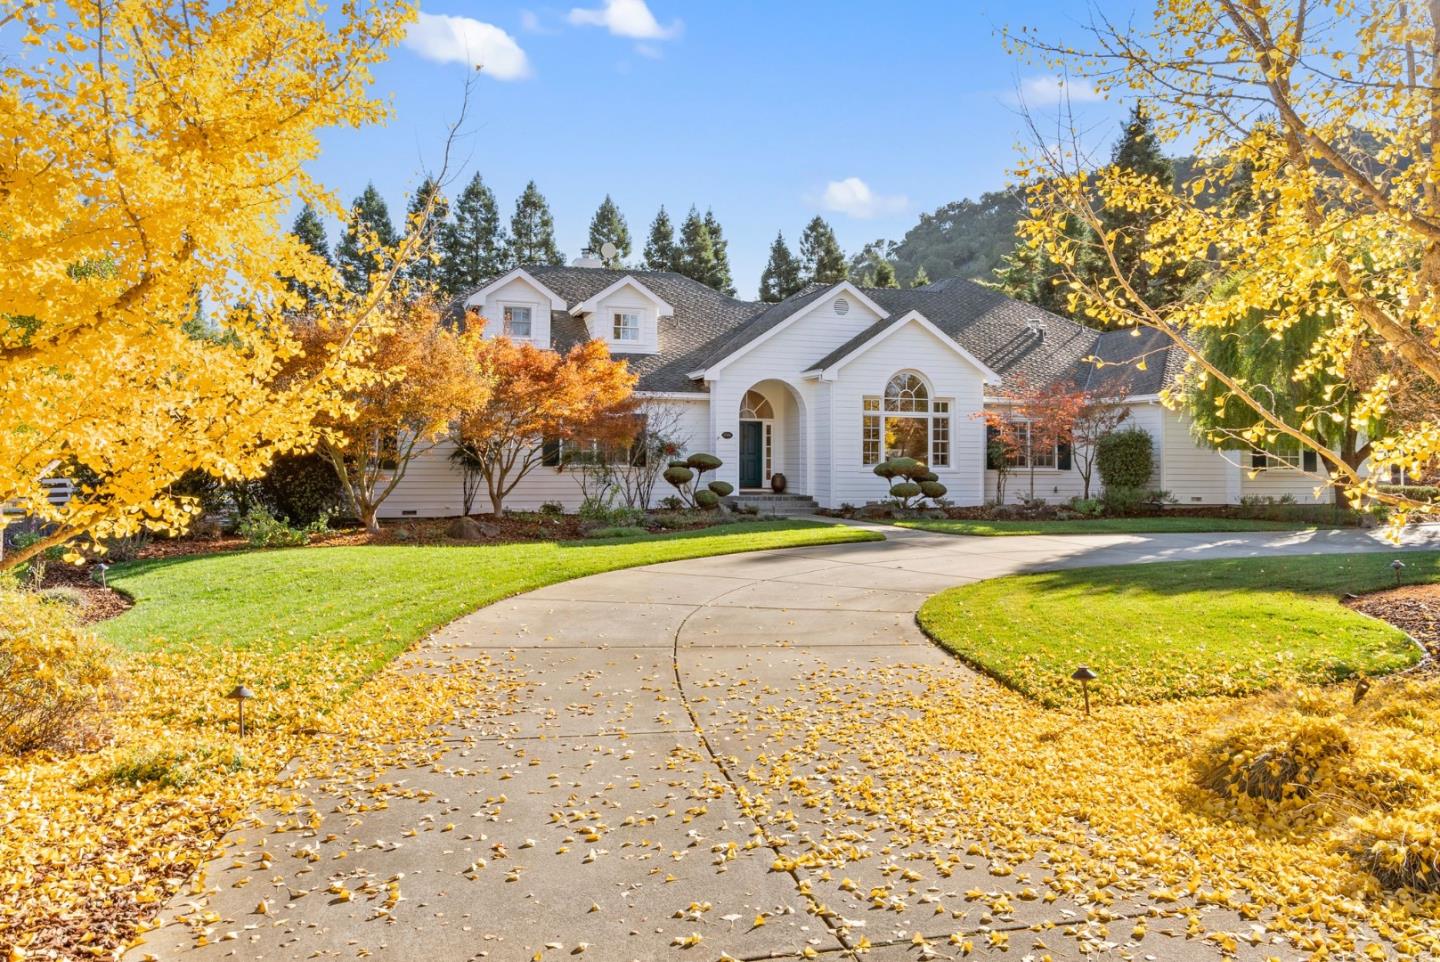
[833,297,850,316]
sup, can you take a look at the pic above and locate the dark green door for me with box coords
[739,421,763,489]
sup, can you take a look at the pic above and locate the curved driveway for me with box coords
[135,523,1440,962]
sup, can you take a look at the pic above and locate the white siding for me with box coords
[827,323,988,508]
[1240,459,1331,504]
[379,398,709,517]
[581,285,662,355]
[467,275,554,346]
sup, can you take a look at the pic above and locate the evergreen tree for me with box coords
[291,202,331,264]
[872,258,898,288]
[798,215,847,284]
[402,176,449,290]
[284,202,331,306]
[910,265,931,288]
[335,183,399,294]
[674,206,720,288]
[507,180,564,266]
[702,208,736,295]
[643,206,678,271]
[1094,102,1182,309]
[587,195,632,267]
[439,172,508,295]
[758,231,803,302]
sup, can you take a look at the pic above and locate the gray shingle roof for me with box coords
[456,267,1178,399]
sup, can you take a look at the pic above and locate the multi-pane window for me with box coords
[863,373,952,466]
[930,400,950,467]
[1251,447,1320,472]
[862,397,881,465]
[613,311,640,341]
[996,422,1066,469]
[502,305,532,338]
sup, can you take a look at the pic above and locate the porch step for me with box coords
[725,493,820,517]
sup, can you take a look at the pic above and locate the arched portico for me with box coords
[734,379,806,493]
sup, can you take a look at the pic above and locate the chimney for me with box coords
[572,247,604,268]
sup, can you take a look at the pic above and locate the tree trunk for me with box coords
[359,503,381,534]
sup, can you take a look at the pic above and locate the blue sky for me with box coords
[314,0,1133,298]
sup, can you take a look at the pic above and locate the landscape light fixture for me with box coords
[1071,665,1098,717]
[1353,677,1372,706]
[226,684,255,738]
[93,561,109,589]
[1392,559,1406,586]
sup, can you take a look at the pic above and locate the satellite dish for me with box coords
[600,241,618,261]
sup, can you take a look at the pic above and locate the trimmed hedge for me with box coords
[1097,429,1154,489]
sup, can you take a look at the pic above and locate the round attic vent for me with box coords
[833,297,850,316]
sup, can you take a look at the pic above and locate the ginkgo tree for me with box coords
[0,0,430,570]
[1008,1,1440,520]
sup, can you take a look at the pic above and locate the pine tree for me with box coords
[291,203,331,264]
[702,209,735,295]
[439,172,508,295]
[403,176,449,291]
[643,206,678,271]
[872,259,898,288]
[758,232,803,302]
[587,195,632,267]
[910,265,931,288]
[798,216,847,285]
[507,180,564,266]
[284,203,331,306]
[674,206,720,288]
[1096,102,1182,309]
[336,183,399,294]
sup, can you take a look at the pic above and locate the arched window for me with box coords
[739,389,775,420]
[883,372,929,413]
[863,372,951,467]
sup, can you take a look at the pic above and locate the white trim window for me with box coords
[862,372,951,467]
[988,421,1069,470]
[612,310,641,342]
[502,304,533,338]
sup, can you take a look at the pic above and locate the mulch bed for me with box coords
[1346,583,1440,668]
[39,563,133,624]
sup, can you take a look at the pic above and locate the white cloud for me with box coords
[1015,74,1103,107]
[819,177,908,219]
[567,0,681,40]
[404,12,532,79]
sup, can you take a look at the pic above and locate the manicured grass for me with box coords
[102,520,878,673]
[916,552,1434,707]
[895,516,1340,537]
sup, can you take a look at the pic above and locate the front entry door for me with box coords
[739,420,764,489]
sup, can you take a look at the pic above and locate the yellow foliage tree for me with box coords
[1009,2,1440,520]
[293,299,490,532]
[0,0,419,570]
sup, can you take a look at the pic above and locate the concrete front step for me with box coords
[726,493,820,517]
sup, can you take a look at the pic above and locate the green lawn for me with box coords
[102,520,878,676]
[895,516,1341,537]
[916,552,1433,707]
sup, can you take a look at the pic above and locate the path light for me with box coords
[92,562,109,589]
[1392,559,1406,587]
[1353,677,1372,706]
[226,684,255,738]
[1071,665,1098,717]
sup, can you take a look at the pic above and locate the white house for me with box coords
[382,261,1329,518]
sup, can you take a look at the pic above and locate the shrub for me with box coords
[579,499,645,527]
[257,453,344,525]
[658,495,685,512]
[1096,428,1154,489]
[919,480,948,500]
[238,506,329,548]
[1199,715,1353,808]
[694,489,721,510]
[663,453,724,508]
[890,481,923,500]
[538,501,565,516]
[685,452,722,473]
[1378,483,1440,502]
[708,480,734,498]
[1070,497,1104,517]
[99,531,151,563]
[0,589,120,756]
[662,465,694,487]
[1100,484,1149,516]
[1353,803,1440,892]
[102,742,245,790]
[38,586,87,610]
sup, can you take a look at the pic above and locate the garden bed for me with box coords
[1346,582,1440,667]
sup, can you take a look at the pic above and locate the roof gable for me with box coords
[569,275,675,317]
[804,309,1003,383]
[689,281,886,378]
[466,268,567,311]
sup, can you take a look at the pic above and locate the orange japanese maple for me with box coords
[455,334,637,515]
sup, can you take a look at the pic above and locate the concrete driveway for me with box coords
[131,524,1440,962]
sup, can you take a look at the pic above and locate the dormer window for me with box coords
[503,305,532,338]
[613,310,641,342]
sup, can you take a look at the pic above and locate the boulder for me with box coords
[446,517,500,541]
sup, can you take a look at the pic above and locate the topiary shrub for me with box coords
[708,480,734,498]
[889,481,923,502]
[0,589,121,756]
[873,462,899,480]
[662,453,725,508]
[685,453,722,473]
[1096,428,1154,491]
[662,465,694,487]
[875,458,944,509]
[694,489,721,510]
[919,480,948,500]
